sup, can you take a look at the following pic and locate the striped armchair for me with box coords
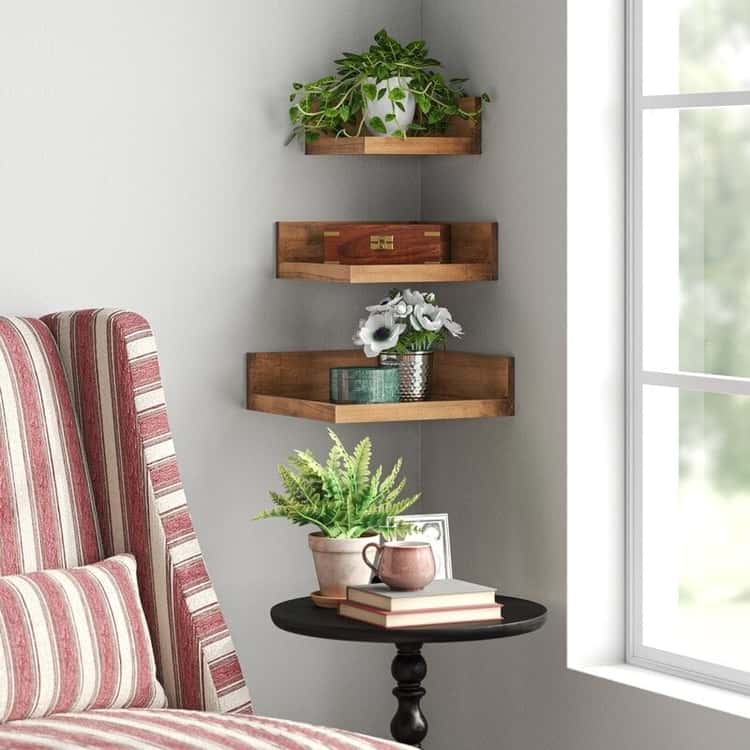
[0,310,405,749]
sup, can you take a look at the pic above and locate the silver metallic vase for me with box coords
[379,351,434,402]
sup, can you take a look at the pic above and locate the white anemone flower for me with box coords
[355,312,406,357]
[436,308,463,337]
[367,295,412,317]
[411,303,445,332]
[402,289,427,307]
[391,300,414,318]
[390,300,412,317]
[352,318,368,346]
[366,294,402,313]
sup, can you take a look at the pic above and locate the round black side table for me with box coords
[271,594,547,748]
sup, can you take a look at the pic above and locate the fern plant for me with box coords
[254,430,419,539]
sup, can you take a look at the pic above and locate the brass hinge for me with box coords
[370,235,395,251]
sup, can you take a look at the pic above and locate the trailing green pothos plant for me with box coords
[254,430,419,539]
[286,29,490,143]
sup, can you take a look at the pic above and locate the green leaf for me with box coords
[339,104,350,122]
[395,101,405,112]
[352,437,372,491]
[363,83,378,101]
[292,82,303,90]
[427,109,443,124]
[377,87,388,100]
[388,87,406,102]
[384,113,397,123]
[414,93,431,114]
[368,116,387,134]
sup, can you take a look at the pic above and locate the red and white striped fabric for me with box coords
[0,710,407,749]
[0,554,167,723]
[42,310,252,716]
[0,317,102,576]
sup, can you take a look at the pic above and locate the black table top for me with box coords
[270,594,547,644]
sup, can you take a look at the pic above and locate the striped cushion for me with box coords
[43,310,252,715]
[0,555,167,723]
[0,710,409,749]
[0,317,102,575]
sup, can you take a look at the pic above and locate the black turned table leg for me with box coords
[390,642,428,747]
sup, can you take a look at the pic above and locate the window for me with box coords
[628,1,750,690]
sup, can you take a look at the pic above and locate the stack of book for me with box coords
[338,579,502,628]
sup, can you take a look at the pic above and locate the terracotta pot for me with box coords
[308,532,376,598]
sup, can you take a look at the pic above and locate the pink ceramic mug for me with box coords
[362,541,436,591]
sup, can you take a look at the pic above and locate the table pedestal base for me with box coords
[390,643,427,747]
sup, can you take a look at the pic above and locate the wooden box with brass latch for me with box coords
[323,223,451,265]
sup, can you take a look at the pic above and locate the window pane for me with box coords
[643,0,750,94]
[641,386,750,672]
[642,106,750,376]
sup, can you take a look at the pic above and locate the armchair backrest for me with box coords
[0,317,102,575]
[0,310,252,716]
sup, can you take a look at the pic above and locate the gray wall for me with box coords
[0,0,422,736]
[419,1,750,749]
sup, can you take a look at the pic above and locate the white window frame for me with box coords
[626,0,750,694]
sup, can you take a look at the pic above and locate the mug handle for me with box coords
[362,542,383,575]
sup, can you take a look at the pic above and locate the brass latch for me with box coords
[370,235,395,251]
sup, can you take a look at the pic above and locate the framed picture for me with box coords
[397,513,453,580]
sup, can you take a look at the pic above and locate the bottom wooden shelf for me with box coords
[246,350,514,424]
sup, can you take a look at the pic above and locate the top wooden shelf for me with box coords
[305,97,482,156]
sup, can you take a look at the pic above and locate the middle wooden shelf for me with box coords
[246,350,514,424]
[276,221,498,284]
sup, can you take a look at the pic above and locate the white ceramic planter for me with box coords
[364,76,415,136]
[308,532,375,597]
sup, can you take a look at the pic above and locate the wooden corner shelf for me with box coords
[276,221,498,284]
[305,97,482,156]
[246,350,514,424]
